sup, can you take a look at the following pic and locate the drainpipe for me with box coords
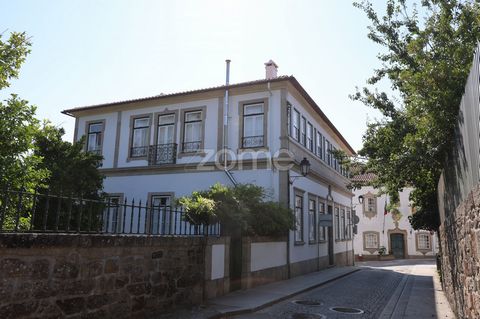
[223,59,238,186]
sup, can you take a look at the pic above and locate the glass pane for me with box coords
[244,103,263,115]
[159,114,175,125]
[134,118,150,128]
[133,128,148,147]
[244,115,263,137]
[89,123,102,133]
[185,122,202,142]
[186,111,202,122]
[87,134,98,151]
[157,125,174,144]
[152,196,171,206]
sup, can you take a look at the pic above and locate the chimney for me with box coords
[264,59,278,79]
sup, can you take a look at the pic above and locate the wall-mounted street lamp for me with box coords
[289,157,311,184]
[358,195,364,204]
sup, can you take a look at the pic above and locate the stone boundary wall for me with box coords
[0,233,226,319]
[439,184,480,319]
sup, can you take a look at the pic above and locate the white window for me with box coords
[104,195,122,233]
[292,109,300,141]
[183,111,203,152]
[340,208,346,240]
[417,233,432,250]
[87,122,103,155]
[301,117,306,146]
[307,122,313,151]
[295,195,304,243]
[151,195,173,235]
[326,140,331,166]
[346,209,352,239]
[308,199,316,242]
[131,117,150,157]
[318,201,326,241]
[335,207,340,240]
[243,103,264,148]
[157,114,175,145]
[364,196,377,214]
[316,131,323,159]
[364,232,379,249]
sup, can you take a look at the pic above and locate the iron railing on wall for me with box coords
[0,187,220,236]
[438,43,480,222]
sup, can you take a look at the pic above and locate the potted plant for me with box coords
[378,246,395,260]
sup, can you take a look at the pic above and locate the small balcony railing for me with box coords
[130,146,148,158]
[148,143,177,165]
[87,148,102,156]
[182,141,202,153]
[242,135,264,148]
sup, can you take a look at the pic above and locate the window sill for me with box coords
[237,146,269,153]
[294,241,305,246]
[126,156,148,162]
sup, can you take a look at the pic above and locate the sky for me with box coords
[0,0,389,151]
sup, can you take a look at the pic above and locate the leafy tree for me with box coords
[31,124,105,230]
[34,123,104,198]
[0,32,47,191]
[352,0,480,230]
[178,183,294,236]
[0,31,48,229]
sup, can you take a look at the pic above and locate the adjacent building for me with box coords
[62,61,356,276]
[352,174,437,260]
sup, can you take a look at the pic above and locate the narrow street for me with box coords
[233,260,454,319]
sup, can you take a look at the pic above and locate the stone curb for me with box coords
[207,268,361,319]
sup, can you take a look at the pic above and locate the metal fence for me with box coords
[438,43,480,222]
[0,187,220,236]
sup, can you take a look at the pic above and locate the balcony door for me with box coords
[157,114,175,145]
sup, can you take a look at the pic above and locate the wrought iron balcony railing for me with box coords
[242,135,264,148]
[130,146,149,158]
[182,141,202,153]
[148,143,177,165]
[87,148,102,156]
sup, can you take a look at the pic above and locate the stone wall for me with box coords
[0,233,222,319]
[439,184,480,319]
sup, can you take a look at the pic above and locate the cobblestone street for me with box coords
[233,260,454,319]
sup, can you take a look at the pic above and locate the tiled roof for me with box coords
[61,76,293,115]
[61,75,356,155]
[351,173,377,183]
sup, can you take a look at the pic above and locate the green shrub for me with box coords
[177,183,294,236]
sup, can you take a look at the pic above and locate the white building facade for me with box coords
[352,177,438,260]
[63,62,356,276]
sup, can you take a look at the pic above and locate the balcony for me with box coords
[242,135,264,148]
[182,141,202,153]
[130,146,148,158]
[148,143,177,165]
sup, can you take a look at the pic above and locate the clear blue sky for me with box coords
[1,0,389,151]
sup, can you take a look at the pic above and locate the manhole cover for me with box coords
[290,314,326,319]
[329,307,364,314]
[292,299,323,306]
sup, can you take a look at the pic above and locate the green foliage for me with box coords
[378,246,387,256]
[353,0,480,231]
[0,32,48,192]
[178,183,294,236]
[0,32,31,90]
[33,123,104,198]
[0,31,104,230]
